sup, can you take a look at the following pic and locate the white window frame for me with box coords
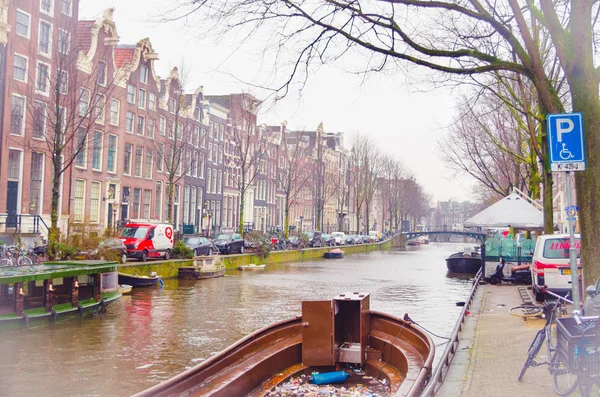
[140,65,148,84]
[90,181,101,223]
[38,20,53,58]
[109,98,120,126]
[73,179,85,223]
[60,0,72,16]
[159,116,166,136]
[15,9,31,39]
[40,0,54,16]
[32,100,47,139]
[93,93,105,124]
[97,60,107,86]
[126,84,136,104]
[107,134,118,174]
[58,69,68,95]
[75,128,87,169]
[138,88,146,109]
[125,111,134,133]
[58,29,70,54]
[91,131,103,171]
[136,115,145,135]
[13,53,28,82]
[10,94,26,136]
[79,88,90,116]
[35,61,51,96]
[123,143,133,176]
[148,92,156,110]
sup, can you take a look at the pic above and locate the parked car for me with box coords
[322,234,336,246]
[345,235,357,245]
[287,236,300,249]
[181,236,218,256]
[214,233,246,254]
[306,231,324,247]
[79,237,127,263]
[331,232,346,246]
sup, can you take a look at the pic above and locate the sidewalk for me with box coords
[438,284,557,396]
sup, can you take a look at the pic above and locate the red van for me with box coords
[119,223,174,262]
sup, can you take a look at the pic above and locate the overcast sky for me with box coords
[80,0,474,203]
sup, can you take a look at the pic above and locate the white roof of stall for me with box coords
[464,193,545,229]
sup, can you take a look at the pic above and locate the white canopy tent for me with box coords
[464,193,545,230]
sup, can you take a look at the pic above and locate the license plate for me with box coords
[561,268,581,275]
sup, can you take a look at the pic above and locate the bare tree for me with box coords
[378,154,406,233]
[278,126,311,238]
[170,0,600,285]
[361,137,382,234]
[13,14,118,257]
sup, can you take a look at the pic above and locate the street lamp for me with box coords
[112,200,118,235]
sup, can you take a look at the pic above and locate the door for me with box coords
[6,181,18,227]
[302,300,334,366]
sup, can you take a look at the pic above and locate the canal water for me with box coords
[0,243,476,397]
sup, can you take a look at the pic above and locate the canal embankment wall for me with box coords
[118,234,405,279]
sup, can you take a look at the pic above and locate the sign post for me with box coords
[548,113,585,313]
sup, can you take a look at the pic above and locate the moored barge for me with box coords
[133,291,434,397]
[0,260,121,332]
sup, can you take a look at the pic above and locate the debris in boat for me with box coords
[264,372,390,396]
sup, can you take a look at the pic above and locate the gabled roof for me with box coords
[77,20,95,52]
[464,193,545,229]
[114,45,135,68]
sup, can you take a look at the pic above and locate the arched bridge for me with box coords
[403,230,487,243]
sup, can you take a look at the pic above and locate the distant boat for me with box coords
[118,272,162,287]
[407,240,421,246]
[323,248,344,259]
[179,256,226,280]
[445,247,482,273]
[238,264,266,271]
[119,284,133,294]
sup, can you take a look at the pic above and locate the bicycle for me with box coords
[518,289,574,395]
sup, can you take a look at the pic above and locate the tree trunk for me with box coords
[48,162,61,260]
[167,182,174,224]
[284,206,290,239]
[238,193,245,236]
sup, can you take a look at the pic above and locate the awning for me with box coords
[463,193,545,229]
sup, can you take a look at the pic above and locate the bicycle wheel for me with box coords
[17,255,33,266]
[0,257,12,267]
[518,329,546,381]
[551,351,578,396]
[509,305,543,318]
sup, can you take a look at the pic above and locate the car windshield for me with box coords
[215,234,233,241]
[182,237,200,245]
[542,238,581,259]
[120,227,149,239]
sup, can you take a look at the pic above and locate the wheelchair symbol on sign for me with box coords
[559,143,575,160]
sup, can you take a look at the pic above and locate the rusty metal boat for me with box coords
[133,292,434,397]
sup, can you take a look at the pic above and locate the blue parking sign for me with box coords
[547,113,586,172]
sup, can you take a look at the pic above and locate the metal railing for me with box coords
[6,215,50,235]
[420,267,483,396]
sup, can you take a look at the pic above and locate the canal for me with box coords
[0,242,476,397]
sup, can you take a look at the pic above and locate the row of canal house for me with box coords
[0,3,355,244]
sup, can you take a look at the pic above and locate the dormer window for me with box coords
[97,61,107,86]
[140,65,148,84]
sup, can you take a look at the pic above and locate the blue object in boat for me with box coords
[159,278,165,287]
[310,370,349,385]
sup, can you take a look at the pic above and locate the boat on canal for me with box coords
[238,264,266,271]
[445,247,482,273]
[0,260,121,332]
[323,248,344,259]
[179,256,225,280]
[118,272,163,287]
[133,291,434,397]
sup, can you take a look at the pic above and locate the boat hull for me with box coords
[445,253,482,273]
[133,311,434,397]
[118,273,161,287]
[323,252,343,259]
[238,265,266,270]
[178,266,226,280]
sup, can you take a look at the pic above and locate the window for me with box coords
[190,186,197,225]
[58,70,68,94]
[173,185,180,227]
[198,153,204,178]
[208,143,212,162]
[137,115,145,135]
[92,94,105,124]
[134,146,143,177]
[16,10,30,38]
[147,119,155,139]
[110,99,119,125]
[138,88,146,109]
[140,65,148,84]
[107,135,117,173]
[193,127,199,147]
[90,181,101,223]
[10,95,25,135]
[40,0,53,14]
[60,0,72,16]
[30,153,43,215]
[97,61,106,86]
[144,149,153,178]
[132,188,141,218]
[157,143,164,172]
[183,185,190,224]
[36,62,50,94]
[38,21,52,56]
[143,190,151,218]
[123,143,133,175]
[218,170,222,194]
[75,128,86,168]
[159,116,166,136]
[79,88,90,116]
[169,98,176,113]
[92,131,102,170]
[58,29,70,54]
[73,180,85,222]
[177,123,183,140]
[125,112,134,133]
[33,101,46,138]
[155,181,162,220]
[207,168,212,192]
[126,84,136,104]
[191,152,197,177]
[8,150,21,180]
[148,92,156,110]
[209,121,213,138]
[13,55,27,82]
[168,120,174,138]
[212,169,217,194]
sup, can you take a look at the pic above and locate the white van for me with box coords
[331,232,346,246]
[531,234,581,302]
